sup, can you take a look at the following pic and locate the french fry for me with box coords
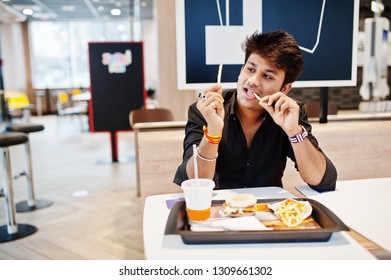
[254,92,262,102]
[273,199,311,228]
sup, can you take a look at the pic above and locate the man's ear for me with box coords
[280,83,292,95]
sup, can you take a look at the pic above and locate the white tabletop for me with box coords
[143,187,375,260]
[296,178,391,254]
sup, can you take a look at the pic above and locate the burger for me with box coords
[220,193,258,217]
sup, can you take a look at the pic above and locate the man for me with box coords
[174,30,337,192]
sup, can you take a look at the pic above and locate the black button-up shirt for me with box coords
[174,90,337,192]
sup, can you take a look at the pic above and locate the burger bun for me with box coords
[220,193,258,217]
[226,193,257,208]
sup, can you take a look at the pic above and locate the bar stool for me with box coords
[0,132,37,243]
[6,123,53,212]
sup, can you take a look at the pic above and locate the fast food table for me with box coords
[296,177,391,254]
[143,187,375,260]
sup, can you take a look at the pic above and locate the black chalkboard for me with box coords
[88,42,145,132]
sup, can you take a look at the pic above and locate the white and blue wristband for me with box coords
[288,125,308,143]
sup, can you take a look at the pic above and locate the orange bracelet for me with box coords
[203,125,222,144]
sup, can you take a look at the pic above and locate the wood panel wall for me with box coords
[156,0,196,121]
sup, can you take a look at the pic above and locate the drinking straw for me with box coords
[217,64,223,84]
[193,144,199,180]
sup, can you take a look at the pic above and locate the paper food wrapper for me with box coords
[268,199,312,228]
[190,216,272,232]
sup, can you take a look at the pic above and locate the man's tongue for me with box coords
[246,88,256,99]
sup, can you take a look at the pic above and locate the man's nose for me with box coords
[247,74,260,86]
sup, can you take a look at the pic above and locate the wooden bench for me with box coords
[133,121,186,199]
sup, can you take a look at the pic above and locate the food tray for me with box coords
[164,198,348,244]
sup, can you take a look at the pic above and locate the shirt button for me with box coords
[246,162,251,167]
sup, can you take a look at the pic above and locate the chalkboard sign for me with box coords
[88,42,145,132]
[176,0,359,89]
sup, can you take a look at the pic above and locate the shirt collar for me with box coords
[228,90,237,119]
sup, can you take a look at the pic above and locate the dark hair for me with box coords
[242,30,304,85]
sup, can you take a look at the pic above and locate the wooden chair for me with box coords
[129,108,179,198]
[129,108,174,129]
[305,101,338,118]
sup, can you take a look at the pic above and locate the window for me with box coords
[30,21,131,89]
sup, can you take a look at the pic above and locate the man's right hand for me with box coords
[196,84,225,135]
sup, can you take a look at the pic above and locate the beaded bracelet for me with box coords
[195,147,218,161]
[203,125,222,144]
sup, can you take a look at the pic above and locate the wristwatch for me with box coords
[288,125,308,143]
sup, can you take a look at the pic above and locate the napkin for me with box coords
[255,211,279,221]
[190,216,272,232]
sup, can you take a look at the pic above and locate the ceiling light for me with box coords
[22,8,33,16]
[111,8,121,16]
[97,5,104,11]
[33,13,57,20]
[62,5,75,12]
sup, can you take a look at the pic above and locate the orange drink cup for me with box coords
[181,178,215,222]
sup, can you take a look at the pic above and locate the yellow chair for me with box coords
[57,91,69,107]
[4,90,33,122]
[68,88,82,96]
[4,90,30,109]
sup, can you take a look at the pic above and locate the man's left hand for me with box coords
[258,92,301,136]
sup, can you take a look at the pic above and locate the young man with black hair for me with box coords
[174,30,337,192]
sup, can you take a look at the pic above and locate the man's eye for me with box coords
[264,74,272,79]
[247,67,255,73]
